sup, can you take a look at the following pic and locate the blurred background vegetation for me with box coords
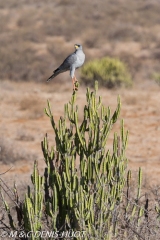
[0,0,160,84]
[81,57,132,88]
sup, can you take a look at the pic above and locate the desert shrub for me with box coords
[0,138,36,164]
[81,57,132,88]
[152,72,160,86]
[1,83,160,239]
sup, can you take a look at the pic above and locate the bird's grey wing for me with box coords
[46,52,78,82]
[59,53,78,71]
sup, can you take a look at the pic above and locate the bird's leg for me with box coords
[75,76,78,82]
[72,75,79,91]
[74,75,79,91]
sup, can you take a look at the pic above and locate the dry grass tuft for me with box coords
[19,95,45,119]
[0,138,36,164]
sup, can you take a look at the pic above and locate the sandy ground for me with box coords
[0,80,160,188]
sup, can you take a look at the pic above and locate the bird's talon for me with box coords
[74,81,79,90]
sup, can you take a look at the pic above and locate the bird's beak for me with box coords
[75,44,79,49]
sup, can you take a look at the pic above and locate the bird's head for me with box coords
[74,44,82,50]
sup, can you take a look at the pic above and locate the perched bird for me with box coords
[47,44,85,90]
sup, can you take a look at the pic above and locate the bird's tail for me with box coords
[46,68,60,82]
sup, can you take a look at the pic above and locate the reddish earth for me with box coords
[0,80,160,188]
